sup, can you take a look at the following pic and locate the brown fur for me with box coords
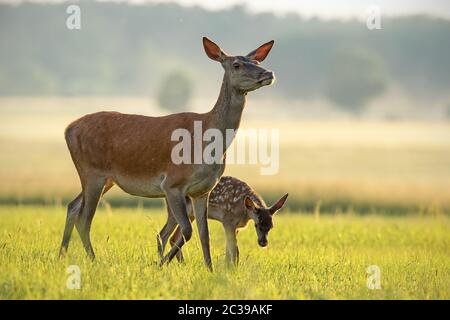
[65,111,226,197]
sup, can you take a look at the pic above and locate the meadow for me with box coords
[1,206,449,299]
[0,97,449,299]
[1,97,450,211]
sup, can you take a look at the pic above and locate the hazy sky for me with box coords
[152,0,450,19]
[2,0,450,20]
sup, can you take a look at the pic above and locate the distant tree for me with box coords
[157,70,193,112]
[325,48,388,113]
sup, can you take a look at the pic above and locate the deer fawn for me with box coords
[159,176,288,266]
[59,37,275,271]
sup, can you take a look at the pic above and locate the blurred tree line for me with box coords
[1,1,449,112]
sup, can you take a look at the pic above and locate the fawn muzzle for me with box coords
[258,238,268,247]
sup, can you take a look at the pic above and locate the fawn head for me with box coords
[202,37,275,93]
[244,194,288,247]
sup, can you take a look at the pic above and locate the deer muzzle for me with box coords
[258,71,275,86]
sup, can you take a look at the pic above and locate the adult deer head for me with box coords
[203,37,275,93]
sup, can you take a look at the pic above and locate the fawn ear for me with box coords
[246,40,274,62]
[244,196,257,212]
[270,193,288,215]
[203,37,226,62]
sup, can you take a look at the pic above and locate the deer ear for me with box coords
[203,37,226,62]
[244,196,257,212]
[270,193,288,215]
[246,40,274,62]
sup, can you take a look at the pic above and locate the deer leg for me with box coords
[192,194,213,271]
[59,193,83,257]
[224,225,239,267]
[169,227,184,263]
[59,179,113,258]
[160,189,191,267]
[169,199,195,263]
[170,214,195,263]
[75,177,106,260]
[157,199,178,259]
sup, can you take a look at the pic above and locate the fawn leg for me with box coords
[224,225,239,267]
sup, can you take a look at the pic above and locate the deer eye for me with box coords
[233,62,240,69]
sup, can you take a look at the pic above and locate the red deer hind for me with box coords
[59,37,275,271]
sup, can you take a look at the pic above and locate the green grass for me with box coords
[1,206,449,299]
[1,98,450,299]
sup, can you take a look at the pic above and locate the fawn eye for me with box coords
[233,62,240,69]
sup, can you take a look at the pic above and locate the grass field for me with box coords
[1,97,450,300]
[0,206,449,299]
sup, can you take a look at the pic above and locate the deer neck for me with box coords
[208,74,246,133]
